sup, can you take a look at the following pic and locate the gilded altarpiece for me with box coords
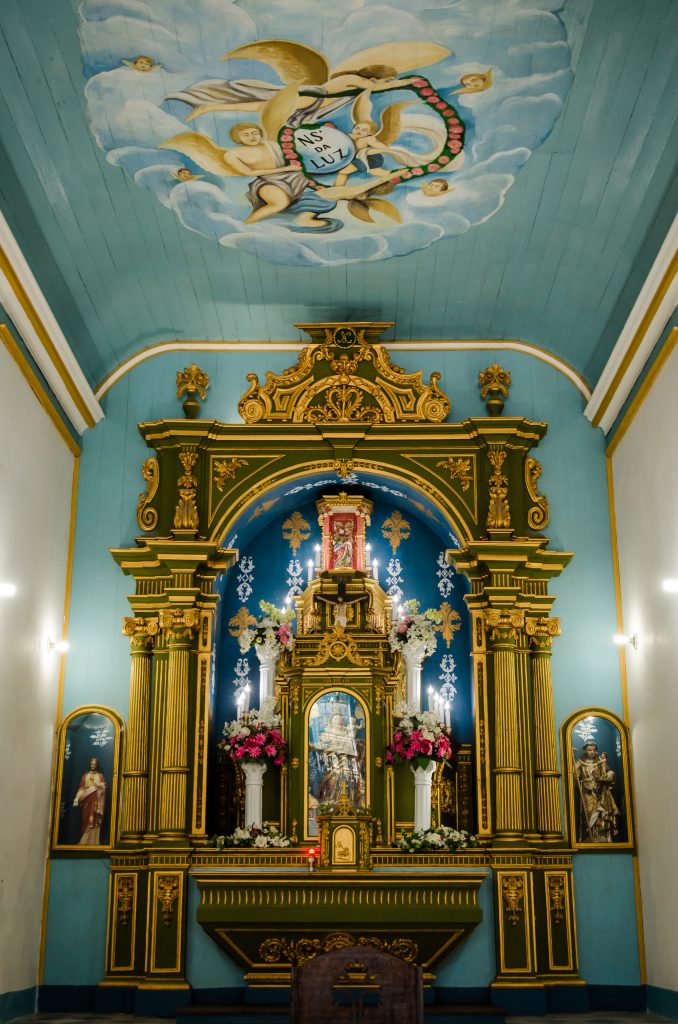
[98,323,583,1003]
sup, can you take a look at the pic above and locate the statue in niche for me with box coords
[308,694,366,834]
[573,741,620,843]
[73,757,108,845]
[332,519,355,569]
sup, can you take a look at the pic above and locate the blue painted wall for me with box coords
[43,346,641,995]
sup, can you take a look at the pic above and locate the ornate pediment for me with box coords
[238,322,450,425]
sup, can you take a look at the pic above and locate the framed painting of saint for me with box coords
[561,708,634,850]
[304,690,369,840]
[52,706,124,852]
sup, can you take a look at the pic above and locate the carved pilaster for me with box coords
[157,608,199,835]
[120,616,159,838]
[526,616,563,838]
[486,447,511,533]
[486,609,524,836]
[173,447,199,534]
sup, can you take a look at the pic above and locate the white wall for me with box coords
[611,341,678,996]
[0,341,76,1004]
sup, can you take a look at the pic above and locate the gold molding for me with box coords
[592,251,678,428]
[94,338,592,402]
[524,457,550,530]
[0,323,80,457]
[606,325,678,458]
[0,251,96,429]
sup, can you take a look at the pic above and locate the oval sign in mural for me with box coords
[79,0,573,266]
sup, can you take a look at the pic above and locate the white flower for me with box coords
[398,718,414,732]
[253,835,268,848]
[238,727,251,737]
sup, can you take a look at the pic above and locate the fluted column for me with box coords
[120,616,158,838]
[486,609,524,836]
[157,608,199,836]
[526,616,563,838]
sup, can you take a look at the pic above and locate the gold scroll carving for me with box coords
[259,933,419,966]
[136,457,159,531]
[501,875,524,926]
[525,456,550,529]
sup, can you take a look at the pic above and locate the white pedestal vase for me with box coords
[255,646,279,712]
[411,760,437,832]
[242,761,267,828]
[401,642,427,709]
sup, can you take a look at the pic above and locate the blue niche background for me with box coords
[212,477,472,754]
[57,712,116,847]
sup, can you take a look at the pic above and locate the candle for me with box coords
[314,543,321,569]
[444,700,451,729]
[243,684,250,715]
[307,847,317,872]
[427,686,435,713]
[391,601,399,624]
[366,542,371,570]
[236,692,244,720]
[307,559,313,583]
[372,559,379,582]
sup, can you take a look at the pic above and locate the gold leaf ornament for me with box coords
[228,606,257,638]
[281,510,311,553]
[214,456,249,492]
[381,510,411,553]
[435,601,462,648]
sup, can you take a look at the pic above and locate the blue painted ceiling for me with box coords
[0,0,675,391]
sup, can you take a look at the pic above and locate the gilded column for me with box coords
[486,609,524,836]
[515,624,537,835]
[120,616,159,838]
[158,608,199,836]
[526,616,563,838]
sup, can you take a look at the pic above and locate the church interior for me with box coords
[0,1,677,1022]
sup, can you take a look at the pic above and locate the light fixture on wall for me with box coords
[613,633,638,649]
[48,638,70,653]
[662,579,678,593]
[0,582,17,597]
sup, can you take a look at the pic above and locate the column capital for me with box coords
[122,616,159,650]
[159,607,200,643]
[485,609,524,645]
[525,616,560,652]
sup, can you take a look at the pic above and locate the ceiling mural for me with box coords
[79,0,573,267]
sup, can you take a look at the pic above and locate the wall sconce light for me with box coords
[307,847,317,872]
[0,582,17,597]
[48,638,70,653]
[613,633,638,649]
[662,579,678,593]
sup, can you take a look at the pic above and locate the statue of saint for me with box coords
[573,741,620,843]
[332,519,354,569]
[73,757,108,845]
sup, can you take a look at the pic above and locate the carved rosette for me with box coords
[501,875,525,926]
[307,626,369,668]
[157,875,179,926]
[136,457,159,531]
[486,448,511,530]
[173,448,200,532]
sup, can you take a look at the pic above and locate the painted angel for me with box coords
[165,39,450,134]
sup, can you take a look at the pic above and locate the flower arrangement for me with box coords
[396,825,478,853]
[389,599,441,658]
[211,825,291,849]
[239,599,295,656]
[220,707,286,766]
[386,701,453,768]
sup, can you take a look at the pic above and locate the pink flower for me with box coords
[412,168,424,176]
[436,101,447,110]
[420,87,434,96]
[428,163,440,172]
[412,78,427,87]
[439,155,450,164]
[397,622,409,634]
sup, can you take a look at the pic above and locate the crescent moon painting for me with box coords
[80,0,573,266]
